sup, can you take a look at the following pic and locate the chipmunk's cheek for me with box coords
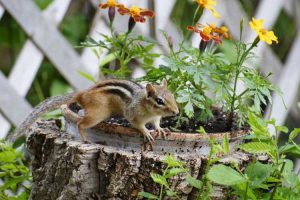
[164,109,174,117]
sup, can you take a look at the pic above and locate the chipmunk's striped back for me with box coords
[91,79,144,102]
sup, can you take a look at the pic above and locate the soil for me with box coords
[68,103,249,134]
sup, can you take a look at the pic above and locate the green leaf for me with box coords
[0,176,30,191]
[245,162,273,188]
[289,128,300,141]
[150,173,169,187]
[42,109,62,119]
[248,112,270,139]
[162,154,185,167]
[185,176,202,189]
[232,182,257,200]
[184,101,194,118]
[138,191,158,199]
[99,53,117,69]
[176,95,189,103]
[239,142,273,154]
[78,71,96,83]
[259,88,272,104]
[85,36,99,45]
[275,125,289,134]
[166,190,177,197]
[50,80,72,96]
[0,140,31,198]
[165,168,186,178]
[13,190,30,200]
[0,151,16,163]
[279,144,300,157]
[254,95,261,112]
[281,160,300,188]
[207,164,247,186]
[219,40,237,63]
[197,126,206,134]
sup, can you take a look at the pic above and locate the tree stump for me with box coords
[26,120,253,200]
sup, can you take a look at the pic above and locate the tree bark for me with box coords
[27,120,254,200]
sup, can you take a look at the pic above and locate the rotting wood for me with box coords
[27,120,253,200]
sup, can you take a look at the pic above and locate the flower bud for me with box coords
[199,40,207,52]
[128,17,136,33]
[108,7,115,25]
[167,36,173,50]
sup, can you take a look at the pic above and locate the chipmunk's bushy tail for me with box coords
[11,92,77,142]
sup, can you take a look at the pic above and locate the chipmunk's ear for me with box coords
[146,83,156,97]
[161,79,168,88]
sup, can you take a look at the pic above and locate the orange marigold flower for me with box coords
[99,0,124,9]
[118,5,155,23]
[194,0,220,18]
[187,23,230,44]
[99,0,124,24]
[209,24,231,39]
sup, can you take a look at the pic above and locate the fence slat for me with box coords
[8,42,43,97]
[0,0,72,138]
[43,0,71,24]
[80,10,110,78]
[8,0,71,96]
[0,116,10,138]
[0,0,92,91]
[0,72,32,126]
[0,5,4,19]
[268,32,300,125]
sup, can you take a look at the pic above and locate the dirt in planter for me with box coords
[68,103,249,134]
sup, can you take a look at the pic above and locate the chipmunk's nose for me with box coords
[173,107,179,115]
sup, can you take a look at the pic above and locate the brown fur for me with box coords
[13,79,178,144]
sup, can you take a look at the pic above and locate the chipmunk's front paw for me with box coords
[155,127,170,139]
[145,131,155,144]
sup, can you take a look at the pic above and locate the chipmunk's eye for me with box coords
[156,98,165,105]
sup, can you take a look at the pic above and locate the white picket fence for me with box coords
[0,0,300,164]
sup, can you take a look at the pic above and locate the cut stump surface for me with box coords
[27,120,253,200]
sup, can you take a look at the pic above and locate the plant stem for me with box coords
[229,37,259,127]
[244,181,249,200]
[270,161,286,200]
[196,140,214,199]
[175,110,183,129]
[159,166,169,200]
[159,184,164,200]
[117,33,130,78]
[230,67,240,115]
[192,6,200,26]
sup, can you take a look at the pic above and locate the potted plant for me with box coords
[62,0,279,151]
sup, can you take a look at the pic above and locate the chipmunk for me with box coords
[13,79,179,144]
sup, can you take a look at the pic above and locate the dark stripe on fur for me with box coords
[129,80,143,89]
[103,89,131,101]
[96,82,136,95]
